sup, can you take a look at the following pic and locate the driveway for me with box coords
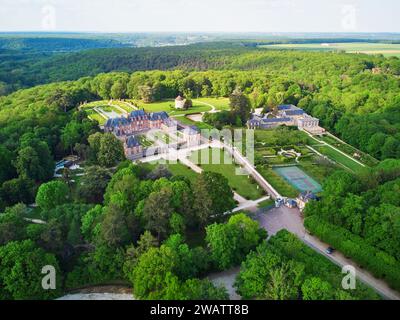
[256,206,400,300]
[256,206,305,237]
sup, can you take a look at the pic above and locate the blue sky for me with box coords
[0,0,399,33]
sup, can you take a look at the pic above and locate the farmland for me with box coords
[260,42,400,57]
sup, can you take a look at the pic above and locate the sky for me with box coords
[0,0,399,33]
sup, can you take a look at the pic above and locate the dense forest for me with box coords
[304,160,400,291]
[0,40,400,299]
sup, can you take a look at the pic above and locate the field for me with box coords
[193,97,231,111]
[313,145,366,174]
[173,115,214,130]
[319,134,379,167]
[261,42,400,57]
[189,148,265,200]
[134,99,212,115]
[167,162,199,183]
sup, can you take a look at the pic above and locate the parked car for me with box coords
[326,247,335,255]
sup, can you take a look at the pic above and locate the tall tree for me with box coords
[192,171,235,226]
[35,180,69,210]
[97,133,125,167]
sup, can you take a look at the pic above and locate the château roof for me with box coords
[125,135,141,148]
[149,111,169,121]
[105,117,129,128]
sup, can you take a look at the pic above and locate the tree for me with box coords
[169,212,185,235]
[0,204,28,245]
[130,245,177,299]
[77,166,111,203]
[301,277,333,300]
[97,133,125,167]
[206,213,267,270]
[0,145,14,185]
[0,177,36,207]
[0,240,61,300]
[138,85,155,103]
[61,121,82,154]
[18,135,55,182]
[88,132,103,162]
[183,99,193,110]
[81,205,104,242]
[143,188,174,240]
[229,88,251,124]
[111,80,127,99]
[263,262,303,300]
[98,204,132,247]
[123,231,159,281]
[192,172,235,226]
[35,181,69,210]
[66,245,125,289]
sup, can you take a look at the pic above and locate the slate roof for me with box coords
[149,111,169,121]
[277,105,294,110]
[284,109,305,116]
[262,117,291,123]
[125,135,141,148]
[105,117,129,128]
[129,109,148,119]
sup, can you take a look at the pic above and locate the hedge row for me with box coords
[268,230,379,300]
[304,216,400,292]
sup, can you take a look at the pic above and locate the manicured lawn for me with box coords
[81,100,108,109]
[194,97,231,111]
[110,101,135,113]
[173,115,214,130]
[148,160,199,184]
[86,109,107,125]
[319,135,379,167]
[313,145,366,173]
[101,105,123,114]
[189,148,265,200]
[137,135,154,147]
[167,162,199,183]
[135,100,212,115]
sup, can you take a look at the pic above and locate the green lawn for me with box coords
[194,97,231,111]
[319,135,379,167]
[137,135,154,148]
[313,145,366,173]
[135,99,213,115]
[189,148,265,200]
[174,115,214,130]
[86,109,107,125]
[101,105,123,114]
[110,101,135,113]
[167,162,199,183]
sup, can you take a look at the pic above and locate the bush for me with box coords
[304,216,400,291]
